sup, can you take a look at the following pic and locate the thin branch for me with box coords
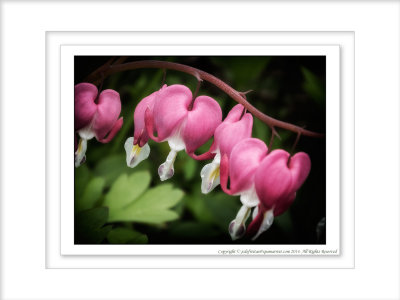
[85,59,324,138]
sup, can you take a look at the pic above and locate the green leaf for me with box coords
[107,227,148,244]
[75,177,105,212]
[74,164,91,200]
[104,171,151,215]
[93,154,150,187]
[75,207,112,244]
[108,184,184,224]
[301,67,325,106]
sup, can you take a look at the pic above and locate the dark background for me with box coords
[74,56,326,245]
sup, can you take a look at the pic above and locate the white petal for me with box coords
[77,122,95,140]
[167,126,186,152]
[252,209,274,241]
[75,138,87,168]
[158,149,178,181]
[124,137,150,168]
[200,155,221,194]
[228,205,251,240]
[252,205,259,220]
[239,185,260,208]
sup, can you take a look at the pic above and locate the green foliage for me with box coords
[75,207,112,244]
[104,171,151,214]
[107,227,148,244]
[75,177,105,212]
[301,67,325,106]
[108,183,184,224]
[93,154,150,187]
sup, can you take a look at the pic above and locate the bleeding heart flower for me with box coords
[247,149,311,240]
[200,104,253,194]
[145,84,222,181]
[124,85,167,169]
[220,138,268,240]
[74,83,123,167]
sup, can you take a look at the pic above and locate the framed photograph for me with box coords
[1,1,399,300]
[64,46,338,256]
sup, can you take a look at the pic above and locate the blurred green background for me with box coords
[74,56,326,245]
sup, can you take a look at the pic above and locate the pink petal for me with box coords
[92,89,122,141]
[223,104,245,123]
[246,204,265,237]
[220,153,232,195]
[183,95,222,154]
[288,152,311,191]
[152,84,192,141]
[228,138,268,194]
[74,83,98,130]
[97,117,123,143]
[254,149,293,211]
[133,85,166,146]
[216,112,253,158]
[273,192,296,217]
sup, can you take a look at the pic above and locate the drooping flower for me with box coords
[145,84,222,181]
[220,138,268,240]
[247,149,311,240]
[75,83,123,167]
[124,85,167,169]
[200,104,253,194]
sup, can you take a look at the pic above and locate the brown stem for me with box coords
[268,129,276,153]
[85,60,324,138]
[188,78,202,111]
[290,132,302,155]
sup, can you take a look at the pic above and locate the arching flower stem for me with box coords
[85,59,324,138]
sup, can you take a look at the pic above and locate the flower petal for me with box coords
[288,152,311,191]
[228,205,252,240]
[228,138,268,194]
[200,153,221,194]
[214,104,253,158]
[153,84,191,141]
[133,85,166,146]
[74,83,98,131]
[97,117,123,143]
[74,138,87,168]
[182,95,222,154]
[251,208,274,241]
[239,185,259,207]
[124,137,151,168]
[93,89,122,141]
[158,149,178,181]
[254,149,293,211]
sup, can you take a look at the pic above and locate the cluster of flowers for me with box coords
[74,82,311,240]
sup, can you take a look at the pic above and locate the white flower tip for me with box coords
[158,150,178,181]
[158,163,174,181]
[74,154,86,168]
[252,209,274,241]
[124,137,150,168]
[228,220,246,240]
[228,205,252,240]
[74,138,87,168]
[200,161,220,194]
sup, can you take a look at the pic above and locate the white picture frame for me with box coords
[1,1,399,299]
